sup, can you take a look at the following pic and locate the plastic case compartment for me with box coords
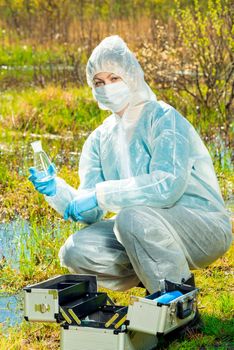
[126,281,199,336]
[60,304,158,350]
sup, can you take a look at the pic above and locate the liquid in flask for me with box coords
[31,140,56,182]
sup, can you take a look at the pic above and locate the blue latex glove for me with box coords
[28,163,57,196]
[64,191,98,221]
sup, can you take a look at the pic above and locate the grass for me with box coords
[0,86,107,134]
[0,43,88,89]
[0,85,233,349]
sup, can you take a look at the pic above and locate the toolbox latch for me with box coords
[35,303,51,314]
[176,298,194,319]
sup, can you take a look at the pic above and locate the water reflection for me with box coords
[0,293,23,328]
[0,221,28,329]
[0,220,30,268]
[0,219,77,330]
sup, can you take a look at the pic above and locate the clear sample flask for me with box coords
[31,140,56,182]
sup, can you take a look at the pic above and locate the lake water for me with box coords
[0,220,30,268]
[0,218,76,330]
[0,293,23,328]
[0,220,30,329]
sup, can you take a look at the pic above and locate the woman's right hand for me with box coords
[63,191,97,221]
[28,163,57,196]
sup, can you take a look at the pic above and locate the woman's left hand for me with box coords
[64,191,98,221]
[28,163,57,196]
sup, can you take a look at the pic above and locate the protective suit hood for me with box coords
[86,35,157,111]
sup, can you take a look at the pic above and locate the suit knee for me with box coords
[59,234,85,270]
[115,206,169,245]
[115,207,144,243]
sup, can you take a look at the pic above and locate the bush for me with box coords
[138,0,233,148]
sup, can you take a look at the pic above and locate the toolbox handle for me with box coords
[176,299,193,319]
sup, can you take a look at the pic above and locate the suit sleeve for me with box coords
[46,129,106,224]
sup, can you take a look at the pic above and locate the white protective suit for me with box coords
[46,36,232,293]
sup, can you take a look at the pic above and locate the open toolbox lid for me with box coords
[23,274,109,322]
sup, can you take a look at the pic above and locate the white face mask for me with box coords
[92,81,131,113]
